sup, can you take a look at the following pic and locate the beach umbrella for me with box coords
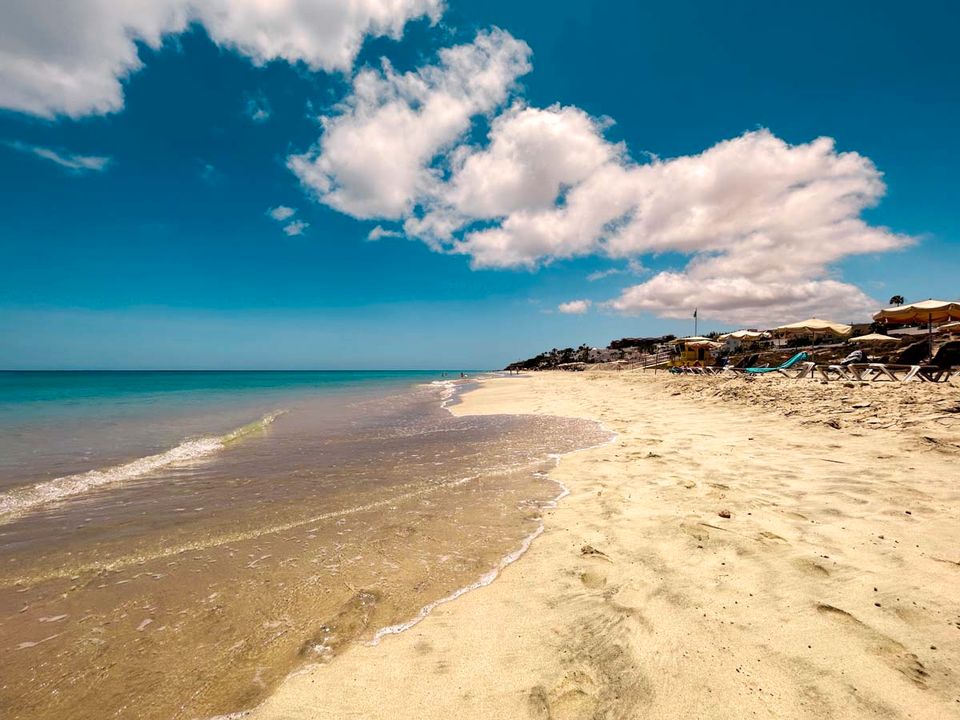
[848,333,899,343]
[873,299,960,352]
[774,318,852,351]
[774,318,853,337]
[684,339,722,349]
[936,321,960,334]
[873,299,960,325]
[718,330,769,341]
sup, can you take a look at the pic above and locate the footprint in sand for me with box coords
[756,530,789,544]
[529,612,652,719]
[579,568,607,589]
[578,544,612,589]
[815,604,931,688]
[794,558,831,577]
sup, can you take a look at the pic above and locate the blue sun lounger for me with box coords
[744,351,810,376]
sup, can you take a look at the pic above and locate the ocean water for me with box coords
[0,371,610,719]
[0,371,458,492]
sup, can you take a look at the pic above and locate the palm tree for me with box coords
[889,295,905,306]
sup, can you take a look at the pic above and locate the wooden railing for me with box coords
[593,349,673,371]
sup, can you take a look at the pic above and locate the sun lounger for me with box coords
[846,341,960,383]
[725,353,760,374]
[744,352,810,377]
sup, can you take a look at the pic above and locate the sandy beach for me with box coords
[251,370,960,720]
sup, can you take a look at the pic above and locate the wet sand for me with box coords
[250,370,960,720]
[0,384,609,719]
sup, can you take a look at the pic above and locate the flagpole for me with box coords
[694,308,698,337]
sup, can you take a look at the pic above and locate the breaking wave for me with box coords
[0,410,284,523]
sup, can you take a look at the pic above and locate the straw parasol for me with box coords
[873,299,960,325]
[718,330,769,341]
[874,299,960,352]
[849,333,899,344]
[774,318,853,338]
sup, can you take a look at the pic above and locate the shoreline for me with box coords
[249,370,960,720]
[2,376,610,720]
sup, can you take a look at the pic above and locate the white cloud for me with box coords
[367,225,403,241]
[288,28,532,219]
[6,141,110,172]
[0,0,444,118]
[445,129,908,273]
[291,52,910,323]
[268,206,296,222]
[606,274,878,326]
[441,104,618,219]
[558,299,591,315]
[283,220,309,236]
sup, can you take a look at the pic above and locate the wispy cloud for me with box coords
[586,268,621,282]
[244,91,272,123]
[586,261,646,282]
[6,141,110,173]
[283,220,309,236]
[367,225,403,241]
[199,162,219,184]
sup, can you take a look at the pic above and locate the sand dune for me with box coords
[250,370,960,719]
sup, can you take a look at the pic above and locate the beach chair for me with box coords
[851,341,960,383]
[725,353,760,374]
[743,352,810,378]
[818,341,913,382]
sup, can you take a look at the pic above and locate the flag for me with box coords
[693,308,698,319]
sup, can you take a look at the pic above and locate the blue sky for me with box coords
[1,0,957,369]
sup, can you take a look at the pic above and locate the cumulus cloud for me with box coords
[268,206,296,222]
[6,141,110,172]
[288,29,532,219]
[607,275,878,326]
[557,299,591,315]
[283,220,309,236]
[266,205,306,235]
[288,35,910,324]
[0,0,443,118]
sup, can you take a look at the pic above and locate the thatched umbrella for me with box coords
[774,318,852,349]
[848,333,899,344]
[775,318,853,336]
[874,299,960,353]
[718,330,770,341]
[873,299,960,325]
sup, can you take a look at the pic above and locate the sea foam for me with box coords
[0,410,283,524]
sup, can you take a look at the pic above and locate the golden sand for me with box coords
[251,370,960,719]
